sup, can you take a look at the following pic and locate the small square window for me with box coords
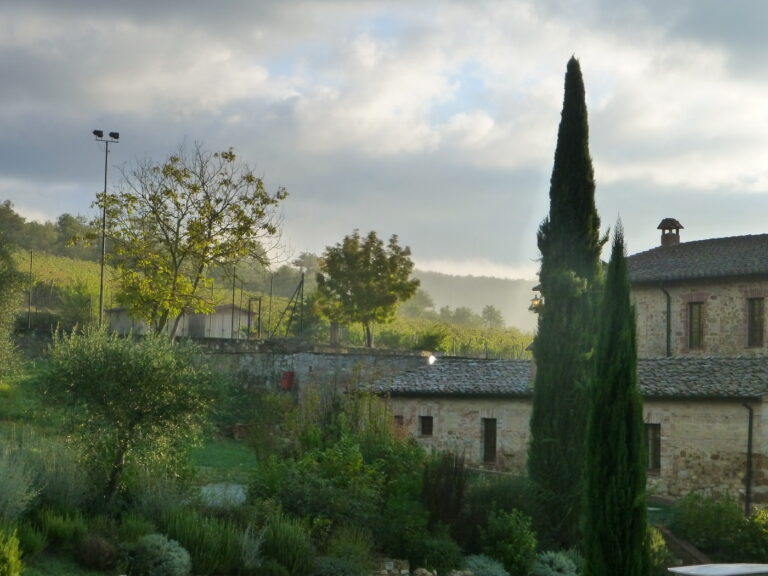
[420,415,433,437]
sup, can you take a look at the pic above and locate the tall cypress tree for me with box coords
[583,224,648,576]
[528,56,604,549]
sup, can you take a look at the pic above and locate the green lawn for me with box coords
[190,436,260,484]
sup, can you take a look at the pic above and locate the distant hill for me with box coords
[413,270,538,333]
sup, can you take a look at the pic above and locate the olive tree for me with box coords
[43,329,214,506]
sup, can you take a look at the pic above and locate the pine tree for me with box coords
[583,224,649,576]
[528,56,604,549]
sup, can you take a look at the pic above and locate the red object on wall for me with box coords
[280,371,295,390]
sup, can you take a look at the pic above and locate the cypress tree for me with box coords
[583,224,649,576]
[528,56,604,549]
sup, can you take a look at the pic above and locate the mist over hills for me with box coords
[413,270,538,333]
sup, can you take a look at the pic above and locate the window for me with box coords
[482,418,497,463]
[748,297,765,347]
[419,416,433,437]
[645,423,661,474]
[688,302,703,349]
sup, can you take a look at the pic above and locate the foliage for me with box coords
[0,440,39,521]
[457,474,545,554]
[528,55,605,550]
[670,492,744,556]
[103,142,287,336]
[77,534,119,571]
[583,225,648,576]
[0,238,23,381]
[14,521,47,559]
[124,533,192,576]
[422,451,467,530]
[35,508,87,551]
[464,554,510,576]
[648,526,676,576]
[311,555,367,576]
[42,329,213,505]
[163,507,242,575]
[323,525,374,574]
[260,513,314,576]
[530,551,579,576]
[118,513,157,544]
[406,524,464,575]
[482,509,538,576]
[0,526,22,576]
[57,280,97,329]
[316,229,419,347]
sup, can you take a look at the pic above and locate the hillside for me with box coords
[413,270,538,333]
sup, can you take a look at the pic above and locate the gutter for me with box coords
[743,403,754,516]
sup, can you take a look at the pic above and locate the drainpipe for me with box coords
[743,403,754,516]
[660,285,672,357]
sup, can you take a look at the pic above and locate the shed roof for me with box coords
[627,234,768,284]
[371,356,768,401]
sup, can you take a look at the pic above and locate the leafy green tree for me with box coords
[42,329,213,506]
[316,230,419,347]
[398,289,436,319]
[0,236,22,380]
[102,143,287,337]
[583,225,648,576]
[528,56,605,549]
[481,304,505,330]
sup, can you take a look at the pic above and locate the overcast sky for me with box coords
[2,0,768,279]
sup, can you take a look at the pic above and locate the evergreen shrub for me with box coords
[324,525,373,574]
[311,556,367,576]
[529,550,578,576]
[0,526,22,576]
[0,444,38,521]
[261,513,314,576]
[118,512,157,544]
[124,533,191,576]
[670,493,743,555]
[14,521,47,559]
[35,508,87,551]
[163,507,241,575]
[464,554,510,576]
[407,524,464,575]
[482,509,537,576]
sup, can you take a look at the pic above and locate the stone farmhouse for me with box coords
[374,220,768,505]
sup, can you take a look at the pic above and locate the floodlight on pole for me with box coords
[92,129,120,328]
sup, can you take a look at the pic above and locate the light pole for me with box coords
[92,129,119,328]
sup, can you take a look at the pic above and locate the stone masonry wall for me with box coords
[386,394,768,502]
[385,396,532,474]
[632,279,768,358]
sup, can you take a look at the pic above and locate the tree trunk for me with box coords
[364,323,374,348]
[104,441,129,507]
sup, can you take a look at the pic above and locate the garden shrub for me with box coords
[77,533,119,571]
[324,525,373,574]
[406,523,464,575]
[260,513,314,576]
[0,526,22,576]
[464,554,510,576]
[311,555,367,576]
[482,509,538,576]
[14,521,47,559]
[35,507,87,551]
[648,526,675,576]
[240,524,265,574]
[422,451,468,530]
[163,507,241,575]
[0,442,38,521]
[670,492,744,556]
[118,512,157,544]
[529,550,579,576]
[124,533,191,576]
[24,433,90,514]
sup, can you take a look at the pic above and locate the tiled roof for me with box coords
[371,356,768,400]
[627,234,768,284]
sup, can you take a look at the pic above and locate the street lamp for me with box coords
[92,129,119,328]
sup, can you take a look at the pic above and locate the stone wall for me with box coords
[385,395,532,475]
[632,279,768,358]
[385,394,768,502]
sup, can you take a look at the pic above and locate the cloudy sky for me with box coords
[2,0,768,280]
